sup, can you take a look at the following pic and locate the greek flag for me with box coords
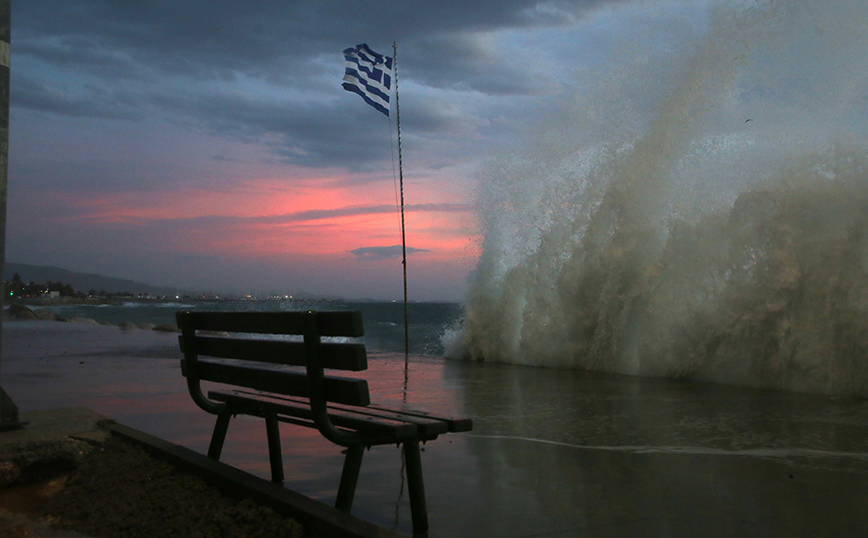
[342,43,393,117]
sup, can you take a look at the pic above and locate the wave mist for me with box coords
[456,0,868,396]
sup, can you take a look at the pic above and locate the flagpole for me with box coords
[393,43,410,363]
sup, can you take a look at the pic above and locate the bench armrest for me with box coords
[179,335,228,415]
[304,313,362,447]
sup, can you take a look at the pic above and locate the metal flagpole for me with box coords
[393,42,410,364]
[341,42,409,375]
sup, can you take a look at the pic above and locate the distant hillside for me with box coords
[3,263,183,296]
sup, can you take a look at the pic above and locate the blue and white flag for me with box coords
[342,43,393,117]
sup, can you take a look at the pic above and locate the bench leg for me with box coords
[403,440,429,533]
[208,413,231,460]
[335,444,365,512]
[265,415,284,483]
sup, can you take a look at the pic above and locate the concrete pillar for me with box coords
[0,0,21,428]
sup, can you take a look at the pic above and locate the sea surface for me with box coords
[33,298,463,356]
[2,304,868,536]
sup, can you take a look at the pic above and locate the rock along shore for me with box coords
[3,303,181,333]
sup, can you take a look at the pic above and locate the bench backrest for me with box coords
[177,310,370,413]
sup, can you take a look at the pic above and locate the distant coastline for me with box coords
[8,295,217,307]
[1,262,343,302]
[11,295,116,306]
[3,262,186,297]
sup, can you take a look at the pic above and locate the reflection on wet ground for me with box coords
[3,321,868,537]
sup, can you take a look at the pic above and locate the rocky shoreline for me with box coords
[0,410,305,538]
[44,435,305,538]
[3,303,182,333]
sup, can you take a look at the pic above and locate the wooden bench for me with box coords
[176,310,472,533]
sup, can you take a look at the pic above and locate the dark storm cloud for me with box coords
[15,1,616,63]
[152,85,493,170]
[14,38,142,80]
[12,0,623,170]
[399,34,563,96]
[149,88,398,170]
[12,76,144,120]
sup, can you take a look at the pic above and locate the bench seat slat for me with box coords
[364,404,474,433]
[182,336,367,371]
[229,390,451,439]
[192,360,371,406]
[209,391,421,441]
[178,310,364,337]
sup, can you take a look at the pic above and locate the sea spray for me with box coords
[456,0,868,396]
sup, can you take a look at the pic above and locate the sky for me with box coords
[7,0,712,301]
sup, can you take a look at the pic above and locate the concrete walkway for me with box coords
[0,408,107,538]
[0,408,109,449]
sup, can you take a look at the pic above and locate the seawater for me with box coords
[7,319,868,537]
[456,0,868,397]
[38,299,463,356]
